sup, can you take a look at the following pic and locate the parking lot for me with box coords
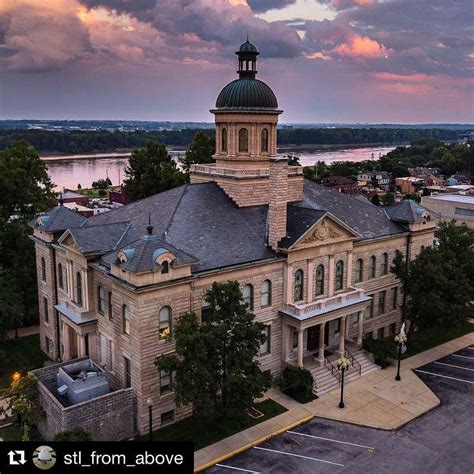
[207,345,474,473]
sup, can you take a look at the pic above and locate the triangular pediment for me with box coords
[291,214,358,250]
[57,231,81,253]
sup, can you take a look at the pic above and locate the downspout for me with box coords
[51,244,62,362]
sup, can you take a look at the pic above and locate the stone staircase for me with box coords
[310,349,380,397]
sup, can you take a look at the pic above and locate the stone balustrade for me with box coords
[190,163,303,179]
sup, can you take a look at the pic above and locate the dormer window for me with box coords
[161,261,169,274]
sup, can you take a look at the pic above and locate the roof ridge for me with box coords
[162,183,189,239]
[113,222,133,251]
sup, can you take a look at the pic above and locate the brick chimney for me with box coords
[268,156,288,250]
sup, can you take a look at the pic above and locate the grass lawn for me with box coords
[0,335,51,389]
[77,188,107,199]
[137,399,287,451]
[404,320,474,358]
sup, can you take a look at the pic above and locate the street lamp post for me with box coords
[394,329,407,381]
[336,357,350,409]
[146,397,154,441]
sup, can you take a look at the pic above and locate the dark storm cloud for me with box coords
[247,1,297,13]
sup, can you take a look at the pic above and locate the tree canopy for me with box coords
[391,221,474,332]
[179,132,215,175]
[156,281,272,420]
[123,140,186,202]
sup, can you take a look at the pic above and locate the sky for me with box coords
[0,0,473,123]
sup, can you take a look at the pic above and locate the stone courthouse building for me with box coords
[30,41,438,439]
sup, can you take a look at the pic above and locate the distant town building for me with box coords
[421,194,474,229]
[323,175,358,194]
[56,189,89,206]
[357,171,391,190]
[395,177,424,195]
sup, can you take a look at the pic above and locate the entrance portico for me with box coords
[280,288,371,368]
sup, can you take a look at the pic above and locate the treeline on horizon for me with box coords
[0,127,466,154]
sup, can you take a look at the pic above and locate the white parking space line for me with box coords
[451,354,474,360]
[434,361,474,372]
[415,369,474,384]
[253,446,345,467]
[215,464,260,473]
[287,430,375,450]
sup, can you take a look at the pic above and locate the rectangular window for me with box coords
[377,327,385,339]
[43,297,49,323]
[334,319,341,334]
[378,291,386,315]
[366,295,374,319]
[365,331,373,340]
[391,287,398,310]
[160,410,175,426]
[160,369,172,394]
[123,356,131,388]
[389,323,396,336]
[106,338,114,371]
[122,305,130,335]
[260,325,271,355]
[98,287,105,314]
[352,313,359,326]
[45,336,53,354]
[292,329,298,349]
[108,292,113,320]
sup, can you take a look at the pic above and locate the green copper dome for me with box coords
[238,40,258,53]
[216,78,278,109]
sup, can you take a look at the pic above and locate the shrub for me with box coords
[282,366,315,403]
[363,337,398,369]
[54,428,91,441]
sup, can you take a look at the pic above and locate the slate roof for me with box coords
[102,234,197,273]
[384,200,437,223]
[51,179,409,274]
[30,205,86,233]
[66,222,132,255]
[295,181,406,241]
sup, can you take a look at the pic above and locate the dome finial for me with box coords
[246,30,249,42]
[236,37,259,79]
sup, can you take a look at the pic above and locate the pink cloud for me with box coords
[333,35,387,58]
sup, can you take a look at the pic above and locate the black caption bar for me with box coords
[0,441,193,473]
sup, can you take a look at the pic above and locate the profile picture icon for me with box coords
[32,446,57,470]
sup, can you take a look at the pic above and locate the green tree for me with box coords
[179,132,215,176]
[0,141,55,334]
[124,141,186,202]
[391,222,474,331]
[54,428,91,441]
[0,374,43,440]
[380,192,395,206]
[371,194,380,206]
[156,281,271,421]
[286,153,301,166]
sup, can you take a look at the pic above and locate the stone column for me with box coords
[328,256,335,296]
[63,323,71,361]
[82,268,89,311]
[282,324,288,362]
[307,260,314,302]
[357,311,364,346]
[79,334,86,357]
[297,329,304,367]
[337,316,346,356]
[318,322,326,365]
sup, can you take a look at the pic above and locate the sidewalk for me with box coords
[194,331,473,471]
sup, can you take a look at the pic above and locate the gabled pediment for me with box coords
[57,231,81,253]
[291,213,358,250]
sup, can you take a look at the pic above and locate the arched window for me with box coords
[381,253,388,275]
[76,272,83,307]
[122,304,130,335]
[315,265,324,296]
[41,257,46,281]
[261,280,272,307]
[243,284,254,310]
[368,256,376,279]
[355,259,363,283]
[159,306,171,340]
[221,127,227,152]
[201,294,212,323]
[58,263,64,289]
[97,286,105,314]
[161,261,169,274]
[294,269,304,302]
[261,128,269,152]
[239,128,248,152]
[335,260,344,291]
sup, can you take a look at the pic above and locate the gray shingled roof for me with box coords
[102,234,197,273]
[296,181,406,240]
[29,205,86,233]
[66,222,132,255]
[280,206,326,248]
[384,199,436,223]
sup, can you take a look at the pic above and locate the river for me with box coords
[43,144,398,191]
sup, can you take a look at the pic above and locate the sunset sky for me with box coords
[1,0,473,123]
